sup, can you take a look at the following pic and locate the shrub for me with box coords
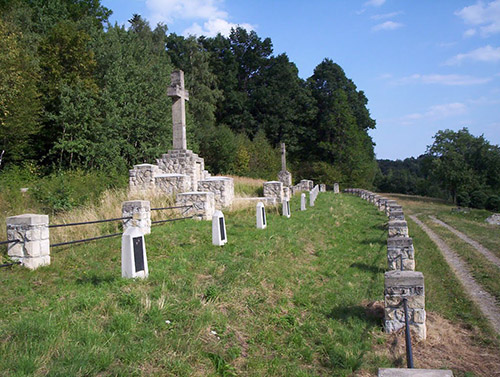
[470,190,488,209]
[486,195,500,212]
[456,191,470,207]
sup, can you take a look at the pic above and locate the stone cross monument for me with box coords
[278,142,292,186]
[167,70,189,150]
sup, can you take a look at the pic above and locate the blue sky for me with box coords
[101,0,500,160]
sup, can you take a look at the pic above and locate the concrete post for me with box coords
[122,200,151,235]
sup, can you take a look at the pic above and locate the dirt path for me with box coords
[409,214,500,335]
[430,216,500,269]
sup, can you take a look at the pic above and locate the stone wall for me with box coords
[157,149,206,191]
[154,174,191,196]
[176,191,215,220]
[263,181,284,202]
[129,164,160,193]
[387,237,415,271]
[197,177,234,210]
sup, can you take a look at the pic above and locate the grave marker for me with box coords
[256,202,267,229]
[212,210,227,246]
[282,200,291,218]
[121,226,148,279]
[301,193,306,211]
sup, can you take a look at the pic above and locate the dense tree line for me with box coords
[374,128,500,210]
[0,0,376,185]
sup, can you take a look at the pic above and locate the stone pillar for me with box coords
[176,191,215,220]
[129,164,160,193]
[7,214,50,270]
[333,183,340,194]
[167,70,189,150]
[384,270,426,340]
[301,193,306,211]
[263,181,284,202]
[388,220,409,238]
[122,200,151,235]
[320,184,326,192]
[387,236,415,271]
[388,205,405,220]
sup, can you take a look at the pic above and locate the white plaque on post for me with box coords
[282,200,291,218]
[212,210,227,246]
[256,202,266,229]
[121,226,148,279]
[300,193,306,211]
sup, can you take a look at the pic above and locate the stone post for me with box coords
[263,181,284,202]
[167,70,189,150]
[388,220,409,238]
[7,214,50,270]
[384,270,426,340]
[300,193,306,211]
[176,191,215,220]
[333,183,339,194]
[320,184,326,192]
[387,236,415,271]
[122,200,151,235]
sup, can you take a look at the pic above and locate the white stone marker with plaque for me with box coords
[256,202,267,229]
[212,210,227,246]
[282,200,291,218]
[121,226,148,279]
[301,193,306,211]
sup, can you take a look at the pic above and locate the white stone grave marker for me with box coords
[212,210,227,246]
[256,202,267,229]
[121,226,148,279]
[282,200,291,218]
[301,193,306,211]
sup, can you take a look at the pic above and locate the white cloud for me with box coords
[455,0,500,36]
[364,0,386,7]
[372,21,404,31]
[183,18,254,37]
[400,103,467,125]
[445,45,500,65]
[394,73,492,86]
[371,11,403,20]
[145,0,254,36]
[464,28,477,37]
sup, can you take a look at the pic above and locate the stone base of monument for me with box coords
[278,170,292,186]
[157,149,207,191]
[154,173,191,196]
[378,369,453,377]
[129,163,160,193]
[176,191,215,220]
[198,177,234,210]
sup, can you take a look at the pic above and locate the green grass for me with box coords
[1,193,391,376]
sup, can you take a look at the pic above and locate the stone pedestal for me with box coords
[388,220,409,238]
[300,179,313,191]
[155,174,191,195]
[7,214,50,270]
[197,177,234,210]
[384,270,426,340]
[129,164,160,193]
[388,236,415,271]
[176,191,215,220]
[122,200,151,235]
[278,170,292,186]
[157,149,206,191]
[263,181,284,203]
[320,184,326,192]
[333,183,340,194]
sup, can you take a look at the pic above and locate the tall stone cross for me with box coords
[281,142,287,171]
[167,70,189,150]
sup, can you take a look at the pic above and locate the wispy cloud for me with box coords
[400,103,468,125]
[145,0,254,36]
[364,0,386,7]
[393,73,492,86]
[455,0,500,37]
[372,21,404,31]
[463,28,477,37]
[371,11,403,20]
[445,45,500,65]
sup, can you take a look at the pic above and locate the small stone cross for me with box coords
[167,70,189,150]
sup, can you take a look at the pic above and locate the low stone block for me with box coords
[198,177,234,209]
[176,191,215,220]
[264,181,284,202]
[378,368,454,377]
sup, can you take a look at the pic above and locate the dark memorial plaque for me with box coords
[219,217,226,241]
[133,236,145,272]
[287,201,290,215]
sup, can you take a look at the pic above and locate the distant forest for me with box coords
[1,1,499,210]
[0,0,376,187]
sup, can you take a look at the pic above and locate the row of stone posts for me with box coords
[344,188,426,341]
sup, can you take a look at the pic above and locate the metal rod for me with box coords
[402,298,414,368]
[49,217,132,228]
[151,216,193,225]
[151,205,193,211]
[0,261,21,268]
[400,254,404,271]
[0,239,19,246]
[50,232,122,248]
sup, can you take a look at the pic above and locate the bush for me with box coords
[456,191,470,207]
[486,195,500,212]
[470,190,488,209]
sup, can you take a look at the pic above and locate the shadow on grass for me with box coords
[350,262,385,274]
[327,302,384,327]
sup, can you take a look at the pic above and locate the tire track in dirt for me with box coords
[430,216,500,269]
[409,214,500,335]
